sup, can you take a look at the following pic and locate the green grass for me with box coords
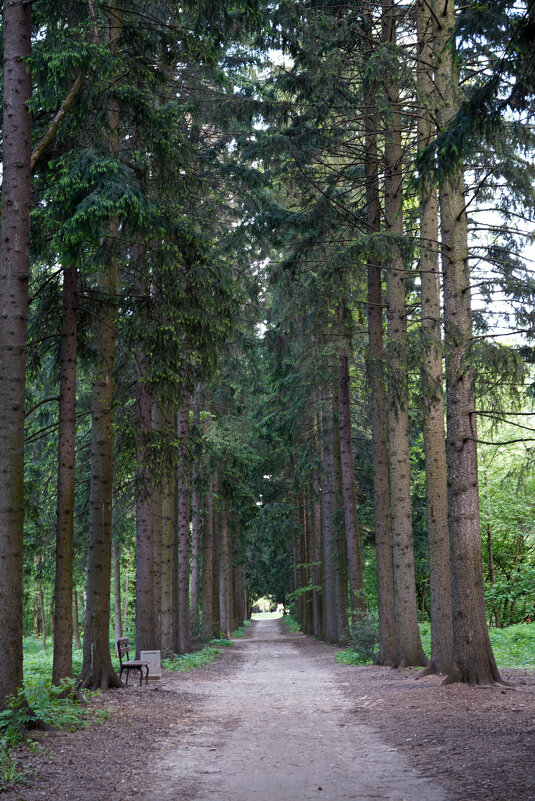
[162,645,220,672]
[336,621,535,669]
[280,614,301,633]
[251,611,282,620]
[231,619,252,638]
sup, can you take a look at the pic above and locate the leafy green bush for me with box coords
[210,638,234,647]
[280,614,301,633]
[162,645,220,672]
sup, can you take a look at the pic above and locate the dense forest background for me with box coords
[0,0,534,705]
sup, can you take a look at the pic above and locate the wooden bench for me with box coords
[117,638,150,686]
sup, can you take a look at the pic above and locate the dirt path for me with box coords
[149,619,448,801]
[5,619,534,800]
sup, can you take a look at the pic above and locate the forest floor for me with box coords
[3,618,535,801]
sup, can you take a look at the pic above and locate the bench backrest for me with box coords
[117,637,131,666]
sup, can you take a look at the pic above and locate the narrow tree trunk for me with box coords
[50,595,55,641]
[219,500,232,640]
[177,406,191,654]
[40,586,47,651]
[321,396,338,643]
[433,0,503,687]
[80,2,123,690]
[34,588,40,639]
[201,485,214,641]
[332,387,350,643]
[311,467,323,637]
[123,550,129,635]
[112,541,122,649]
[73,590,82,650]
[190,394,202,619]
[160,446,175,655]
[382,2,427,669]
[0,0,32,708]
[152,400,164,648]
[338,343,365,621]
[212,470,221,636]
[365,83,397,666]
[52,265,78,684]
[417,0,453,677]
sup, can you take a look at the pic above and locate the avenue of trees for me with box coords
[0,0,534,707]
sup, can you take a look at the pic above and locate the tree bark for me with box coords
[417,0,453,677]
[80,0,123,691]
[0,0,32,708]
[382,1,427,668]
[365,81,397,667]
[177,406,191,654]
[338,343,365,620]
[135,300,156,655]
[219,499,232,639]
[332,386,350,643]
[190,393,202,619]
[432,0,503,686]
[311,465,323,637]
[320,396,338,643]
[52,265,78,684]
[73,590,82,650]
[151,400,163,648]
[112,541,122,652]
[201,483,214,641]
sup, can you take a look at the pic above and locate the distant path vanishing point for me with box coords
[149,618,449,801]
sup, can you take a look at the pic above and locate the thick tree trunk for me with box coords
[321,395,338,643]
[365,85,397,667]
[432,0,502,686]
[190,394,202,619]
[177,406,191,654]
[417,0,453,677]
[52,265,78,684]
[338,344,365,621]
[383,3,427,669]
[201,484,214,641]
[112,541,122,648]
[80,0,123,692]
[0,0,32,708]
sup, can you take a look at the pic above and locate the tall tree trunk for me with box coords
[382,2,427,668]
[40,586,47,651]
[201,484,214,641]
[219,499,232,639]
[177,406,191,654]
[190,393,202,620]
[73,590,82,650]
[433,0,502,686]
[417,0,453,677]
[52,265,78,684]
[135,318,156,655]
[112,541,122,650]
[160,442,175,656]
[212,469,221,636]
[338,342,365,620]
[151,400,163,649]
[365,82,397,667]
[320,396,338,643]
[311,466,323,637]
[0,0,32,708]
[123,549,129,635]
[332,386,350,643]
[34,587,40,639]
[80,0,123,691]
